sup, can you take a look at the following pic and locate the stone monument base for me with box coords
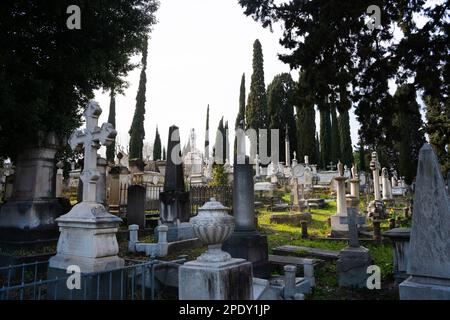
[222,230,270,279]
[0,198,69,241]
[154,223,195,243]
[337,246,372,288]
[399,276,450,300]
[47,255,125,300]
[178,258,253,300]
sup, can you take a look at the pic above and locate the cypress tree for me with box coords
[296,71,317,164]
[162,146,166,161]
[246,39,267,153]
[319,100,332,169]
[267,73,298,163]
[338,109,353,167]
[129,37,149,160]
[394,85,426,184]
[210,163,229,186]
[214,117,226,164]
[153,127,162,161]
[330,105,341,163]
[235,73,246,129]
[106,89,116,164]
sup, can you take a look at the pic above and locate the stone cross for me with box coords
[327,162,336,171]
[68,101,117,203]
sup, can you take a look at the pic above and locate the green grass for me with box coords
[257,196,397,300]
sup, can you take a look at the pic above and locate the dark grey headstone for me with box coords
[159,125,190,225]
[164,125,185,192]
[127,185,146,228]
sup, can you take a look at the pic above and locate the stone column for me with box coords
[331,162,350,237]
[96,157,108,206]
[370,153,381,201]
[233,159,255,231]
[350,165,360,200]
[222,156,269,278]
[55,161,64,198]
[382,168,390,201]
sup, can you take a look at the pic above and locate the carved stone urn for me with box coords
[190,198,235,263]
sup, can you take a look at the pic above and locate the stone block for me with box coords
[178,258,253,300]
[337,246,372,288]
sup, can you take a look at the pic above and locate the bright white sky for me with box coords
[94,0,373,158]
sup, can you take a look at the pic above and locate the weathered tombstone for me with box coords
[0,132,66,241]
[179,198,253,300]
[96,156,108,206]
[156,125,192,242]
[337,207,373,287]
[399,144,450,300]
[48,101,123,299]
[127,184,146,228]
[223,155,269,279]
[382,168,393,201]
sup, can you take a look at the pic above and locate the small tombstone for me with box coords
[127,184,146,228]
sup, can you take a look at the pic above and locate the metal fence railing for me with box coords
[189,185,232,216]
[0,258,185,300]
[117,183,232,217]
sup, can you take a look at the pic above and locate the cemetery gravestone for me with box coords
[337,207,373,287]
[156,125,193,242]
[399,144,450,300]
[48,101,123,299]
[223,156,269,279]
[127,184,146,228]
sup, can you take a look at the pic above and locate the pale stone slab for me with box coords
[407,144,450,280]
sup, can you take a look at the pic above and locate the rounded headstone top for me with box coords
[56,161,64,169]
[198,198,230,212]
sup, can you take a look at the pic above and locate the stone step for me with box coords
[268,254,324,268]
[272,245,340,261]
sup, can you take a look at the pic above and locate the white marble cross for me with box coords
[327,162,336,171]
[69,101,117,203]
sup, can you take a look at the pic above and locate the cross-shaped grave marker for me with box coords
[69,100,117,203]
[327,162,336,171]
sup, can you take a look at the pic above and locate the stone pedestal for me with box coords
[330,176,348,237]
[179,258,253,300]
[383,228,410,283]
[0,138,66,241]
[337,246,372,288]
